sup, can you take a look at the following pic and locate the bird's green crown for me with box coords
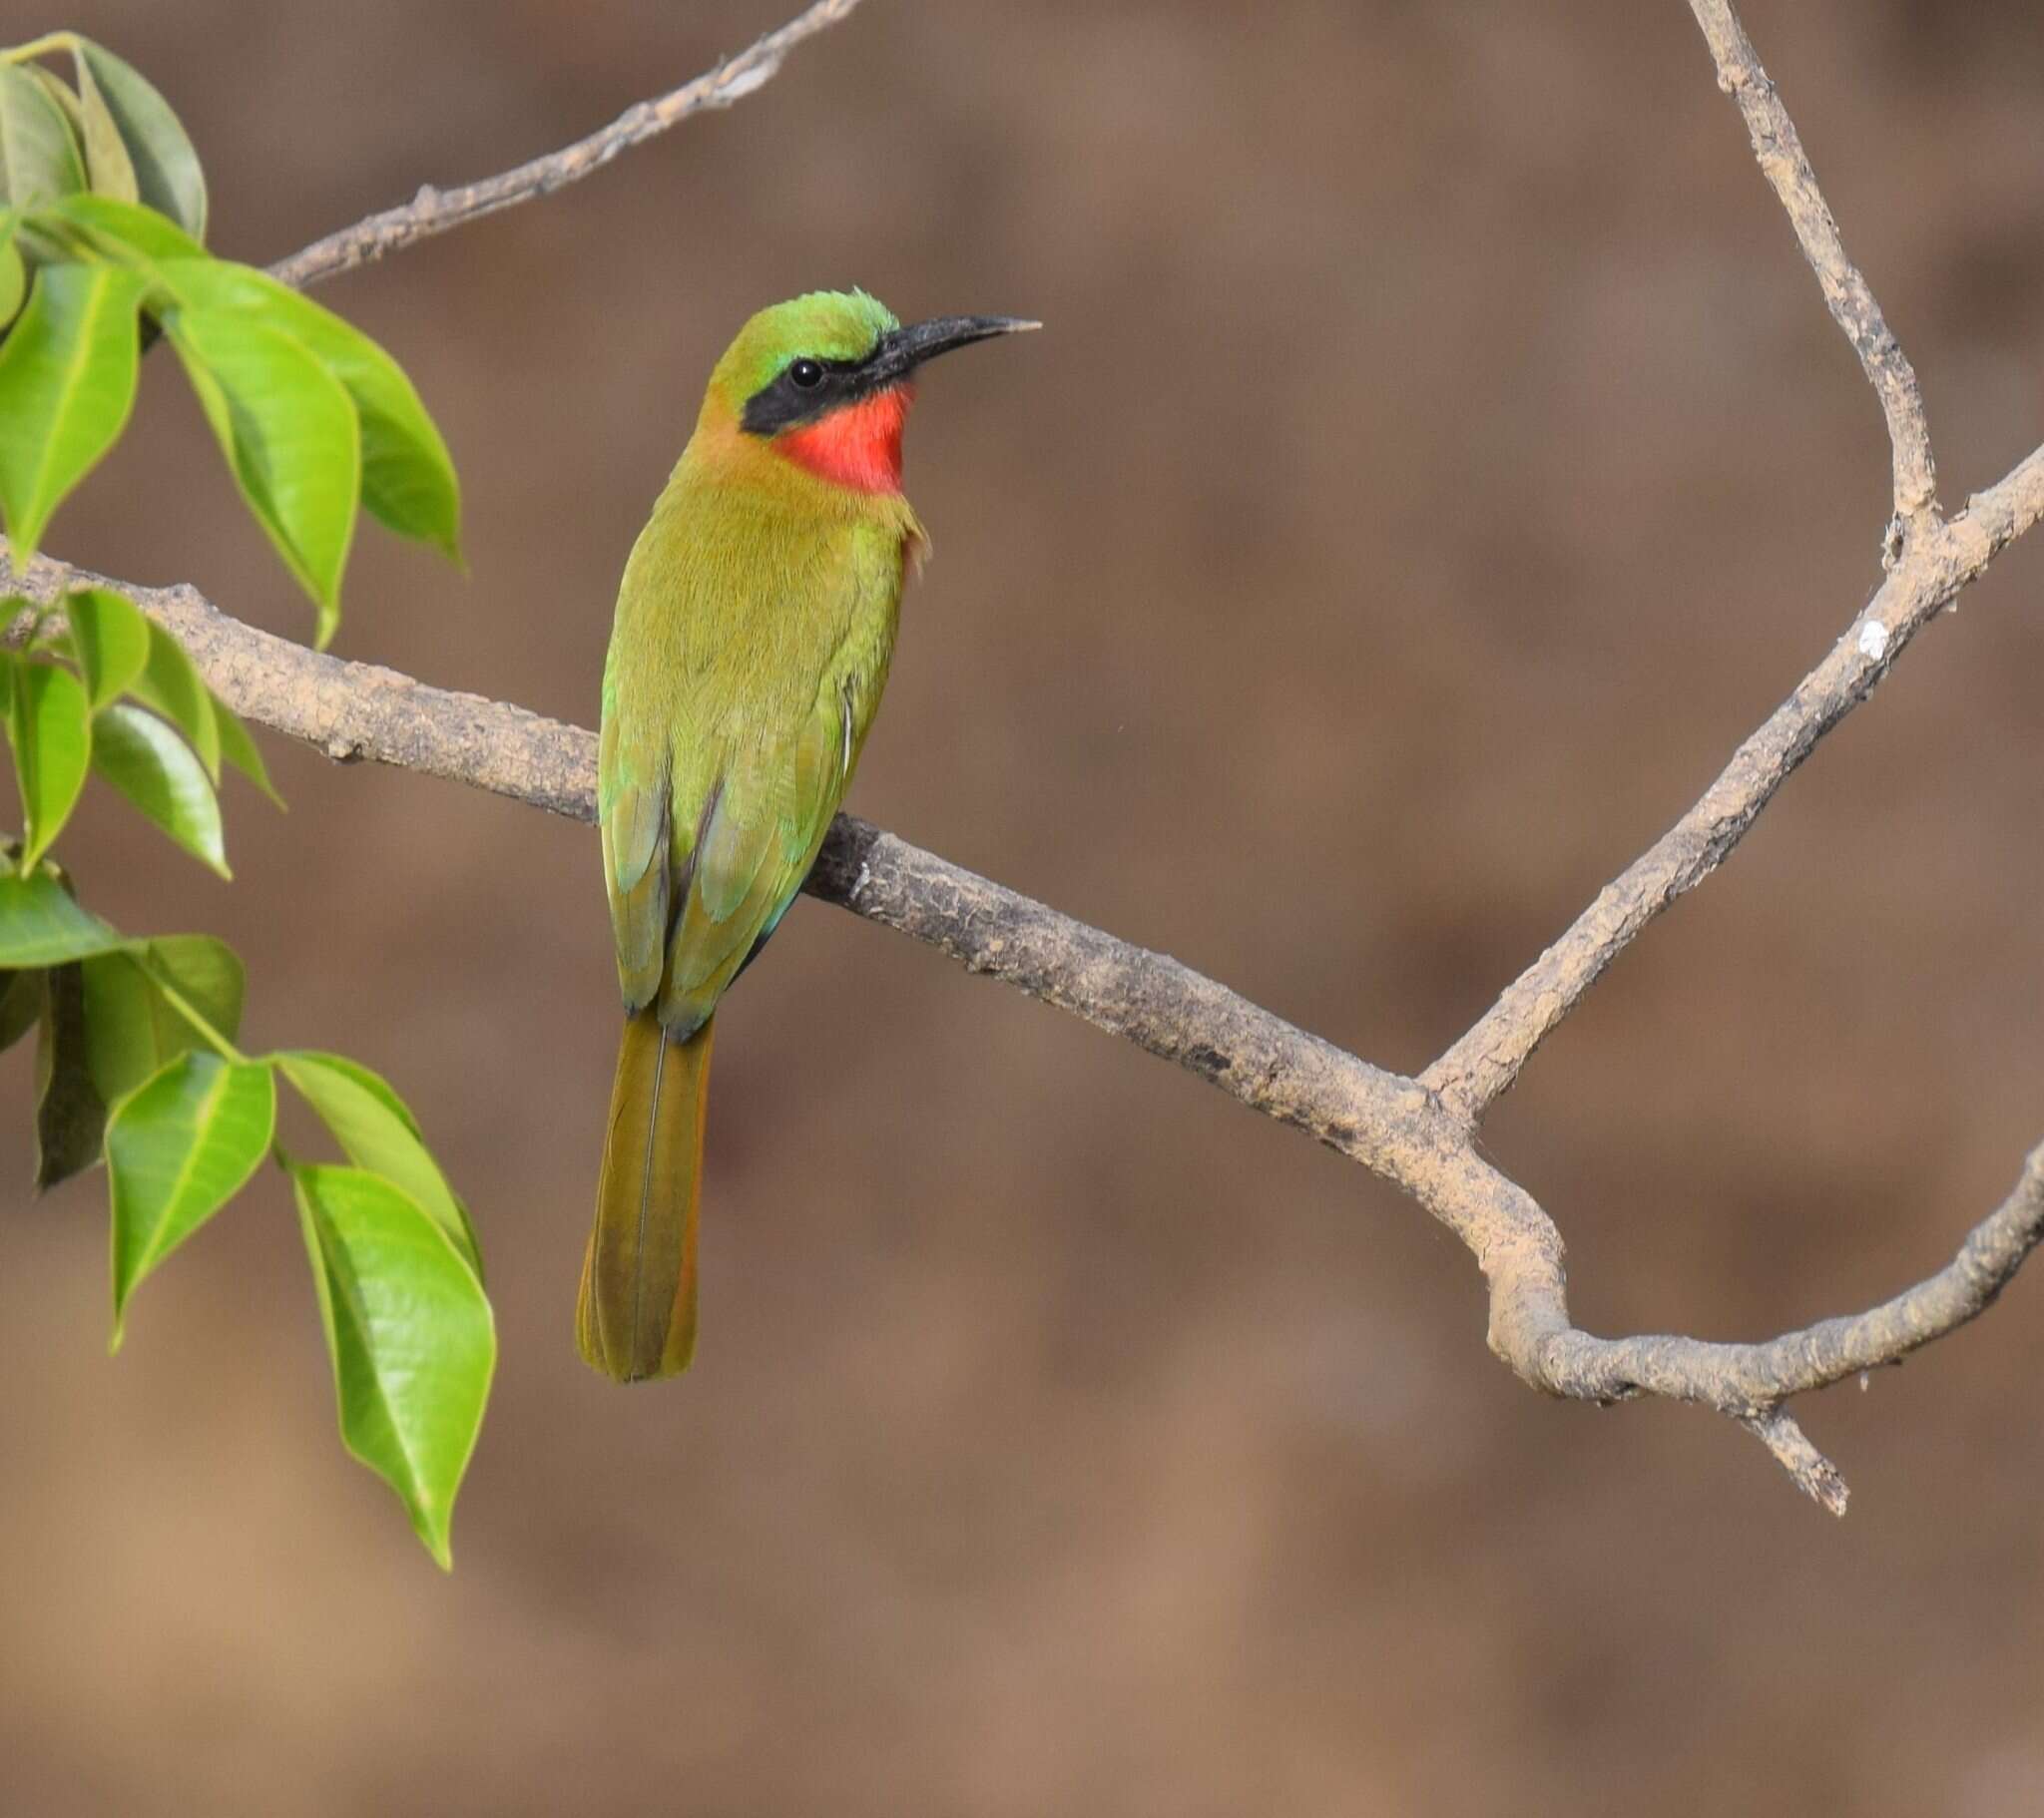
[709,289,900,415]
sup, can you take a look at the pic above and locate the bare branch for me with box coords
[1471,1134,2044,1519]
[9,534,2043,1515]
[267,0,866,290]
[1740,1414,1849,1519]
[1685,0,1937,531]
[1422,441,2044,1124]
[9,0,2042,1514]
[19,566,597,818]
[1542,1140,2044,1409]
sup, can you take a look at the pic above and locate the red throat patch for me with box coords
[775,384,914,494]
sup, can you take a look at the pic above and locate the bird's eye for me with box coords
[788,358,824,390]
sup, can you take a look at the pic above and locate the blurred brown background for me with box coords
[5,1,2044,1811]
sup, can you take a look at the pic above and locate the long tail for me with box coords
[578,1009,715,1381]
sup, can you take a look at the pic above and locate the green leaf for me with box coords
[82,947,178,1104]
[0,259,145,561]
[293,1162,495,1569]
[91,700,226,875]
[63,584,150,708]
[164,305,358,646]
[82,934,244,1104]
[32,190,203,263]
[0,869,122,964]
[278,1051,481,1278]
[78,949,152,1095]
[214,697,278,805]
[136,932,244,1041]
[64,51,139,205]
[20,63,140,216]
[79,949,163,1104]
[107,1052,272,1343]
[127,617,218,777]
[0,64,87,211]
[0,208,24,326]
[34,957,102,1186]
[7,658,92,868]
[0,963,43,1054]
[74,589,272,802]
[22,65,86,148]
[152,260,461,564]
[69,40,206,241]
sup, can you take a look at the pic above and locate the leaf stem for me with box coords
[0,33,78,67]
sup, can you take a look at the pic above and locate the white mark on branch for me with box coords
[718,60,778,103]
[1857,620,1890,660]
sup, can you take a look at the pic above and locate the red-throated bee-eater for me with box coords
[583,290,1037,1381]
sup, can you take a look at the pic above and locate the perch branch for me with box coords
[268,0,866,290]
[9,0,2041,1515]
[8,529,2042,1519]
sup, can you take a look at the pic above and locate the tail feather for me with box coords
[578,1010,714,1381]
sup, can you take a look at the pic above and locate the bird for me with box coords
[582,289,1037,1382]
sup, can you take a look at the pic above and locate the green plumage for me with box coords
[580,1009,712,1379]
[582,292,922,1383]
[599,485,910,1030]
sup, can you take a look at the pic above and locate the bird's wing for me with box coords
[598,687,672,1013]
[602,493,904,1034]
[657,638,884,1034]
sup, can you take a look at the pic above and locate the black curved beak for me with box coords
[865,314,1040,386]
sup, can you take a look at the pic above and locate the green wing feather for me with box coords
[602,495,903,1036]
[598,705,671,1011]
[659,641,887,1031]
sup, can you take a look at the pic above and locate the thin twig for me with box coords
[267,0,865,290]
[1685,0,1938,535]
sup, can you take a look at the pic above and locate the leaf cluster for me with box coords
[2,33,460,648]
[3,586,493,1568]
[2,34,490,1569]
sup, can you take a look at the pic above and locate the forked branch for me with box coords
[13,0,2043,1514]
